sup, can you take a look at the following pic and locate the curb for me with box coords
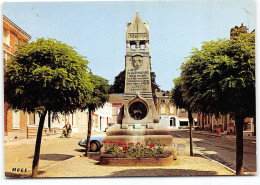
[194,131,256,142]
[177,133,236,174]
[198,154,236,174]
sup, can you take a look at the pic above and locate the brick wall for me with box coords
[4,16,31,141]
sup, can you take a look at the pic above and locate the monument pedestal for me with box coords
[104,124,174,149]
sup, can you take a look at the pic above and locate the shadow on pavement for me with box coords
[109,168,218,177]
[5,172,30,178]
[74,149,85,152]
[74,148,100,161]
[28,154,75,161]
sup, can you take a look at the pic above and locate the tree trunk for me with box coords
[48,111,51,131]
[85,108,92,157]
[235,114,245,175]
[32,110,47,177]
[202,113,205,130]
[210,115,213,133]
[188,109,193,156]
[253,116,256,136]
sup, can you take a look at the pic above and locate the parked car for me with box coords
[78,134,105,152]
[104,123,115,132]
[78,123,115,152]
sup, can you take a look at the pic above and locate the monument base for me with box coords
[103,124,176,152]
[103,135,174,146]
[105,124,171,136]
[100,124,178,165]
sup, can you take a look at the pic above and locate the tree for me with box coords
[179,32,255,175]
[85,75,110,156]
[171,77,193,156]
[110,70,161,94]
[4,38,94,177]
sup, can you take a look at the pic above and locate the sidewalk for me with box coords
[4,130,104,147]
[193,130,256,142]
[4,134,60,147]
[34,136,235,178]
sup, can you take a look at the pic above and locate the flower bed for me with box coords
[100,139,173,166]
[102,139,170,158]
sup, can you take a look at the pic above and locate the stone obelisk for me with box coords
[119,10,159,128]
[104,11,174,147]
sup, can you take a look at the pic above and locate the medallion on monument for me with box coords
[129,101,147,120]
[131,55,143,70]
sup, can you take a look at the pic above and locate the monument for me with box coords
[104,11,174,149]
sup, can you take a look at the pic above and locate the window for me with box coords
[3,53,8,67]
[180,121,188,126]
[160,107,165,114]
[3,28,7,43]
[17,38,22,46]
[170,100,173,104]
[3,57,6,67]
[12,110,20,129]
[161,100,165,104]
[170,105,174,115]
[29,113,35,125]
[140,44,145,50]
[3,28,10,45]
[170,117,176,127]
[131,44,136,50]
[244,123,251,131]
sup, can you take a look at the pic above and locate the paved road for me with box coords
[170,130,256,172]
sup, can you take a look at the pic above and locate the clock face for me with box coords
[131,55,143,70]
[129,101,147,120]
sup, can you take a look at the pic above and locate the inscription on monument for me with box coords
[126,69,150,92]
[128,33,148,39]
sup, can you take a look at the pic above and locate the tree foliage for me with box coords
[110,70,161,94]
[4,38,94,114]
[180,33,255,117]
[171,77,188,109]
[176,32,255,175]
[87,74,110,110]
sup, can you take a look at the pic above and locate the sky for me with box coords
[2,0,256,91]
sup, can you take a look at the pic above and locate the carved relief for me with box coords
[131,55,143,70]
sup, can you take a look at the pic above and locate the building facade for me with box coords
[3,15,31,141]
[91,102,112,132]
[109,93,124,124]
[27,102,112,138]
[155,90,197,129]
